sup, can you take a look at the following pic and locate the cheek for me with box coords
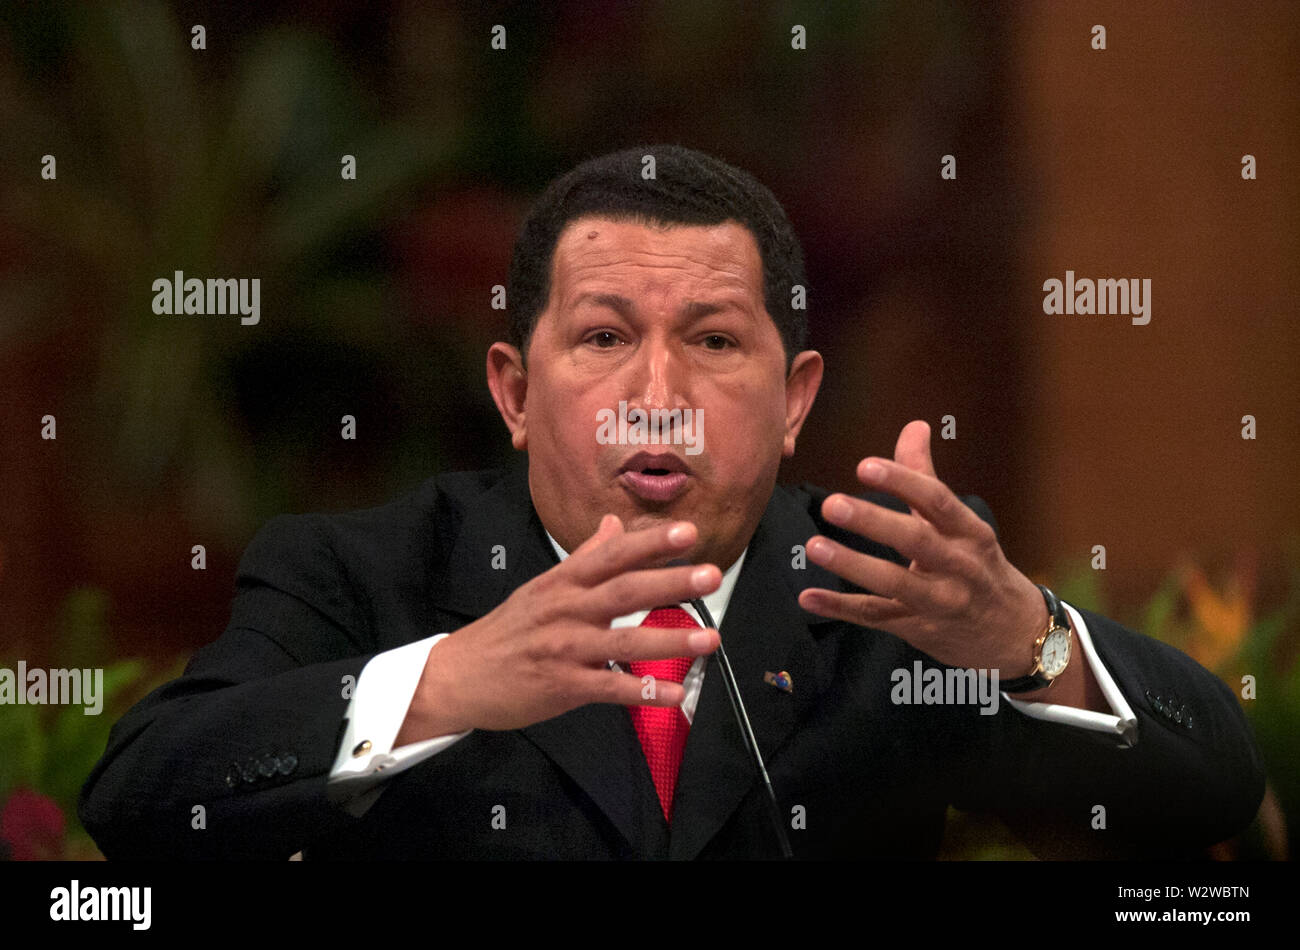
[708,387,787,439]
[704,407,784,472]
[539,390,603,457]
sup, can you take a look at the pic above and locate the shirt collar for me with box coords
[545,530,747,630]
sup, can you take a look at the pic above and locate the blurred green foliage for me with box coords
[0,587,187,859]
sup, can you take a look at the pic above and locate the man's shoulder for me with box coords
[237,467,514,579]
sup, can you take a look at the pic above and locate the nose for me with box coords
[625,335,689,422]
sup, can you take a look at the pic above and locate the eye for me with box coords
[701,334,735,350]
[585,330,623,348]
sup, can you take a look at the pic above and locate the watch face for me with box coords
[1041,628,1071,676]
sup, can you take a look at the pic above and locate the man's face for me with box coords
[489,215,821,571]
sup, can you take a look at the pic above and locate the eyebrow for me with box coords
[573,292,742,321]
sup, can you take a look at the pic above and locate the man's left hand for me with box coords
[798,420,1047,676]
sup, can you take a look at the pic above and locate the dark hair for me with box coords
[506,144,808,370]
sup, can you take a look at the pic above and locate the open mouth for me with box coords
[619,453,692,502]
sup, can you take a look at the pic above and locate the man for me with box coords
[80,145,1264,859]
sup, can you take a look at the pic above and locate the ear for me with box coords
[487,342,528,451]
[781,350,823,457]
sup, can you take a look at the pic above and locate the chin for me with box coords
[621,509,677,531]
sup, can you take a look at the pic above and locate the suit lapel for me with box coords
[428,461,666,857]
[668,485,844,860]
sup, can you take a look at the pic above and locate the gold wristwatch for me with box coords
[1001,584,1072,692]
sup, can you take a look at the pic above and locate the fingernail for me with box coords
[688,630,713,651]
[668,522,693,544]
[863,461,884,482]
[829,497,851,521]
[691,566,714,592]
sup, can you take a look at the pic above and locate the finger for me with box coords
[596,623,721,668]
[856,458,990,540]
[819,494,969,573]
[798,588,912,628]
[586,668,688,708]
[564,519,699,586]
[893,420,937,478]
[805,535,935,607]
[585,562,722,622]
[570,513,624,557]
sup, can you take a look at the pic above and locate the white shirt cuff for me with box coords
[328,634,472,816]
[1001,602,1139,746]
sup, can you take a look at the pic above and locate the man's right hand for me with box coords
[393,515,722,743]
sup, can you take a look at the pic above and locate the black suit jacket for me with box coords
[80,460,1265,859]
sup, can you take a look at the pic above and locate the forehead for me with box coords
[549,216,765,301]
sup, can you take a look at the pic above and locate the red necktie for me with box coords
[626,606,697,823]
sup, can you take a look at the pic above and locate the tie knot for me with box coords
[641,606,699,629]
[627,656,694,685]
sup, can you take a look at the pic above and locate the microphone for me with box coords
[671,560,793,859]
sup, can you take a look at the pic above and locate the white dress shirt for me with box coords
[328,533,1138,814]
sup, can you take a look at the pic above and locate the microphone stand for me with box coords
[688,596,793,860]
